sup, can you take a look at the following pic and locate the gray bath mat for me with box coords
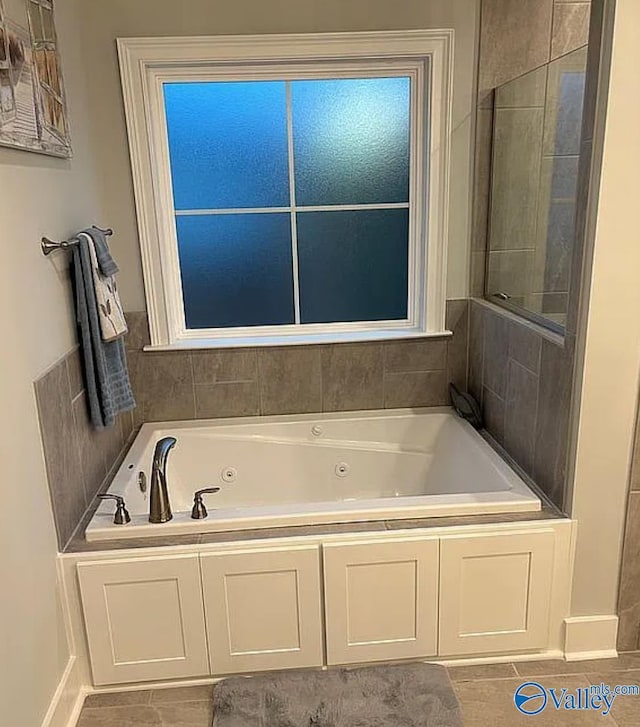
[212,662,463,727]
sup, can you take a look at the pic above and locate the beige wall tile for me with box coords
[66,347,84,398]
[468,301,485,403]
[384,370,448,408]
[384,339,447,373]
[479,0,554,92]
[533,337,573,508]
[124,311,150,351]
[72,394,107,504]
[489,108,544,252]
[446,299,469,390]
[258,347,322,415]
[487,249,535,300]
[483,309,510,398]
[322,343,384,412]
[551,2,591,60]
[508,321,542,374]
[472,108,494,256]
[35,360,86,549]
[191,349,257,385]
[194,381,259,419]
[504,359,539,472]
[140,352,195,421]
[495,65,548,108]
[483,386,506,445]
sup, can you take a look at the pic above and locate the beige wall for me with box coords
[74,0,479,311]
[0,1,105,725]
[569,0,640,618]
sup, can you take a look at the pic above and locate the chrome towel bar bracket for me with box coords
[41,226,113,256]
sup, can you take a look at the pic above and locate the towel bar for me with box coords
[41,226,113,256]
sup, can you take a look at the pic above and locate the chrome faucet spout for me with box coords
[149,436,176,523]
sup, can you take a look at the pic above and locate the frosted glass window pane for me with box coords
[291,77,410,206]
[164,82,289,210]
[297,209,409,323]
[176,214,295,328]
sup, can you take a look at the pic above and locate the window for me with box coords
[118,31,453,348]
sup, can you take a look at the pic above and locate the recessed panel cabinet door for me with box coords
[323,538,439,665]
[77,555,209,685]
[439,530,555,656]
[200,546,324,675]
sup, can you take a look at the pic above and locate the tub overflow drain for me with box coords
[335,462,350,478]
[221,467,237,483]
[311,425,323,437]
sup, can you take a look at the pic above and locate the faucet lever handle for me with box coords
[98,494,131,525]
[191,487,221,520]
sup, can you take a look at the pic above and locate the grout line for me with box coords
[508,356,541,381]
[384,367,447,377]
[256,348,265,416]
[82,698,212,712]
[188,353,197,419]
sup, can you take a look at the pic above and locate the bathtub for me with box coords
[85,408,541,542]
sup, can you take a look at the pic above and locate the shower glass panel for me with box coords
[485,47,588,332]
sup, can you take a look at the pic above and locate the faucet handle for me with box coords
[98,494,131,525]
[191,487,221,520]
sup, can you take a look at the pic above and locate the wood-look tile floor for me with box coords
[77,655,640,727]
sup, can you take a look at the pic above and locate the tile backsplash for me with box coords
[125,299,469,423]
[35,348,134,550]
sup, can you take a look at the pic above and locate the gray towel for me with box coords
[89,226,119,277]
[72,233,135,429]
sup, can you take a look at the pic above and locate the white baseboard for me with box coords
[41,656,84,727]
[564,615,619,661]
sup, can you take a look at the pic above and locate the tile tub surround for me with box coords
[124,299,469,423]
[468,2,608,512]
[35,347,135,550]
[65,504,563,553]
[468,300,574,509]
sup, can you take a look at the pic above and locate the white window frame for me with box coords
[117,30,454,350]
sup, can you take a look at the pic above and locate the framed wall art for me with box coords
[0,0,71,157]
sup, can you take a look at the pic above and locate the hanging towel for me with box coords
[72,234,136,429]
[80,228,127,341]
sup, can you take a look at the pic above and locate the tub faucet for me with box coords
[149,436,176,523]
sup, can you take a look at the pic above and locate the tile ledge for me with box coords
[144,329,453,351]
[471,297,566,347]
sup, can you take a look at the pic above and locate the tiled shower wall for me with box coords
[618,403,640,651]
[36,300,468,550]
[35,348,135,549]
[468,302,574,508]
[469,0,600,510]
[471,0,592,296]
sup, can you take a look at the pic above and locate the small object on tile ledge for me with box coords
[449,383,483,429]
[41,226,113,256]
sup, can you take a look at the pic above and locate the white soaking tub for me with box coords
[85,407,541,542]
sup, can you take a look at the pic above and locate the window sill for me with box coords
[144,327,452,351]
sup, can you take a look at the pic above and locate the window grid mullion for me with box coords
[285,80,302,325]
